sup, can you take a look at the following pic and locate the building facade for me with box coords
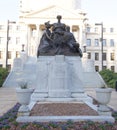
[19,0,81,13]
[18,0,87,57]
[0,21,27,69]
[0,0,117,72]
[86,24,117,72]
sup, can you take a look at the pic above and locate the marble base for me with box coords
[31,55,87,102]
[16,115,115,123]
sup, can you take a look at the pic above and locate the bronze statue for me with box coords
[37,15,82,57]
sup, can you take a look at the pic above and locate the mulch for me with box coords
[30,102,98,116]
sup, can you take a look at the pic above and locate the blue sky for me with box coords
[0,0,117,24]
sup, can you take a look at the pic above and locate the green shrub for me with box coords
[0,67,9,87]
[99,69,117,88]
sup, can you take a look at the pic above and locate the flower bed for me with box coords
[0,103,117,130]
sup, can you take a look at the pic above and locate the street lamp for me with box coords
[95,22,103,70]
[6,20,16,68]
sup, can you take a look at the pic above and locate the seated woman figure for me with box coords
[37,15,82,57]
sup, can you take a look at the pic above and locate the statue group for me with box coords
[37,15,82,57]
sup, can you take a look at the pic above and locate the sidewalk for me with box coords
[0,87,117,116]
[0,87,17,116]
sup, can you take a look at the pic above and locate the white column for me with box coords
[37,25,44,55]
[36,24,42,54]
[79,23,83,49]
[27,25,31,56]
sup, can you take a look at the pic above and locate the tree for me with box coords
[99,69,117,88]
[0,67,9,87]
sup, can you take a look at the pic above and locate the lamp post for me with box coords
[6,20,16,68]
[95,22,103,70]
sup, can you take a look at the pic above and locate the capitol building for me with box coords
[0,0,117,72]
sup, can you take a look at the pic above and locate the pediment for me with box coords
[25,5,81,19]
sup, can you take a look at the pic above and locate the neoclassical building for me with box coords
[18,0,87,56]
[86,24,117,72]
[0,0,117,72]
[19,0,81,12]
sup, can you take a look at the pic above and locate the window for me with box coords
[7,64,11,71]
[94,39,99,46]
[0,25,4,30]
[20,0,22,8]
[110,53,114,60]
[103,28,106,32]
[86,39,91,46]
[0,37,2,44]
[16,26,20,30]
[16,51,20,58]
[95,66,99,71]
[8,51,11,59]
[86,27,90,32]
[111,66,115,71]
[16,37,20,44]
[0,51,3,59]
[9,25,12,30]
[103,39,106,46]
[110,39,114,46]
[31,29,36,37]
[103,53,106,61]
[95,53,99,60]
[87,52,91,59]
[0,37,4,44]
[103,66,107,70]
[94,27,98,33]
[72,25,78,32]
[110,28,114,33]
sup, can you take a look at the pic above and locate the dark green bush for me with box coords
[99,69,117,88]
[0,67,9,87]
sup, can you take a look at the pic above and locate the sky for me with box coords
[0,0,117,24]
[82,0,117,24]
[0,1,18,21]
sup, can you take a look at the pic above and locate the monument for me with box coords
[37,15,82,57]
[3,16,105,89]
[31,15,89,102]
[3,15,114,123]
[3,15,106,100]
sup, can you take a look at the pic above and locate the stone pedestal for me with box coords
[31,56,54,100]
[31,55,89,102]
[48,55,71,97]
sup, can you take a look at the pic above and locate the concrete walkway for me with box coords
[0,87,17,116]
[0,87,117,116]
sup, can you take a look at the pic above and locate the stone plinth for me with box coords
[48,55,71,98]
[31,55,89,102]
[3,52,106,89]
